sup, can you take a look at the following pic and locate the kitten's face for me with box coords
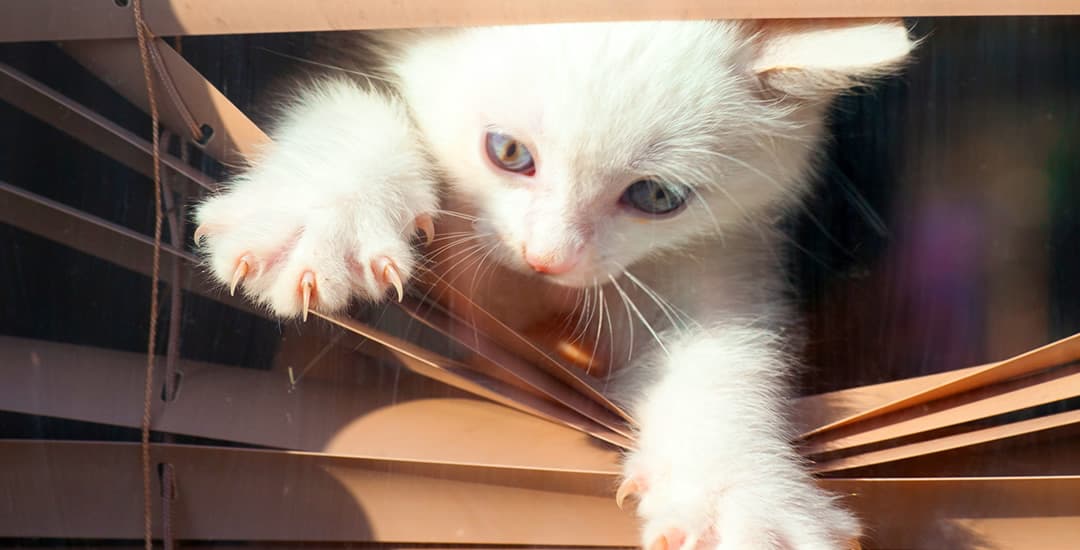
[396,22,827,287]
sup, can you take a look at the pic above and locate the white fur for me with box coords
[194,20,912,549]
[388,23,817,285]
[195,80,437,316]
[623,326,859,549]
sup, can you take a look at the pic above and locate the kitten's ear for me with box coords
[748,19,915,98]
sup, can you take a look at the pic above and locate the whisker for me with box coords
[467,246,499,297]
[580,284,598,344]
[429,250,495,337]
[424,233,491,260]
[568,285,595,345]
[413,242,488,304]
[601,284,615,378]
[476,244,504,290]
[411,237,581,373]
[554,291,580,335]
[466,243,501,332]
[587,278,605,376]
[432,244,489,279]
[428,230,478,241]
[623,270,696,334]
[458,243,501,345]
[433,209,479,222]
[609,274,668,358]
[413,243,494,322]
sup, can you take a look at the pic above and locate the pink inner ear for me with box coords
[750,18,913,78]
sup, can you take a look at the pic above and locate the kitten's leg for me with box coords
[620,327,859,550]
[194,79,438,318]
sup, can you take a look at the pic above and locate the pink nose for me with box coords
[524,247,580,275]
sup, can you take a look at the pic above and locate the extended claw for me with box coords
[193,224,209,246]
[230,256,251,296]
[373,257,404,302]
[414,214,435,246]
[300,271,315,322]
[616,477,641,510]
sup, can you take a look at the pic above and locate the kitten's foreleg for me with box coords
[621,326,858,550]
[194,78,438,318]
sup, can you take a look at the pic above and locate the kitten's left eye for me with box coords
[621,179,690,216]
[485,131,535,175]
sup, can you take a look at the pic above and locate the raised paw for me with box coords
[190,77,439,319]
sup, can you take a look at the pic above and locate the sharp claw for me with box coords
[414,214,435,246]
[193,224,209,246]
[384,263,404,302]
[371,257,404,302]
[229,256,251,296]
[301,271,315,322]
[616,477,640,510]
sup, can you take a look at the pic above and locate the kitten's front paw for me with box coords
[193,179,434,320]
[620,457,859,550]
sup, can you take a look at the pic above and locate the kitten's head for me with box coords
[394,20,913,287]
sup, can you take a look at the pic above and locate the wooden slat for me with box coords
[0,335,623,472]
[317,313,633,449]
[0,61,213,192]
[0,440,634,545]
[814,409,1080,473]
[0,542,617,546]
[0,180,248,309]
[803,331,1080,438]
[1,546,620,550]
[397,298,634,437]
[805,364,1080,455]
[2,440,1077,548]
[4,1,1080,43]
[836,429,1080,477]
[61,38,270,164]
[402,284,634,425]
[793,364,985,436]
[822,476,1080,549]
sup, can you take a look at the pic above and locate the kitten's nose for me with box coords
[523,246,581,275]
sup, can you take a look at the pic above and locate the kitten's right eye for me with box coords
[621,179,690,216]
[485,131,535,175]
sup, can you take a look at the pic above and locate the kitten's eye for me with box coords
[621,179,690,216]
[485,131,535,175]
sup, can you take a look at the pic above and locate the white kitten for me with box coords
[195,19,913,549]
